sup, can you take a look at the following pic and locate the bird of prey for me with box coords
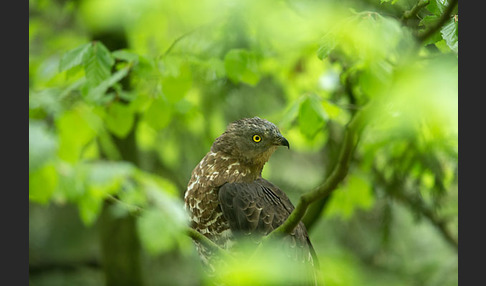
[184,117,318,283]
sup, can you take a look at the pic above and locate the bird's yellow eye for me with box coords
[252,135,262,142]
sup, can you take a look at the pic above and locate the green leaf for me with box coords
[112,49,140,63]
[161,62,192,103]
[358,61,393,96]
[441,19,458,53]
[86,66,130,103]
[325,174,375,219]
[55,162,86,201]
[144,98,172,130]
[321,100,341,120]
[29,163,58,204]
[136,172,188,255]
[74,161,135,225]
[105,102,135,138]
[78,194,103,226]
[56,108,98,163]
[29,121,57,172]
[317,37,336,60]
[279,97,303,129]
[427,0,447,15]
[97,128,123,160]
[419,14,443,45]
[86,161,135,189]
[59,43,92,72]
[298,95,327,139]
[83,41,115,87]
[224,49,260,86]
[138,208,182,254]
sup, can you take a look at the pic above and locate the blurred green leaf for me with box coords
[325,174,375,219]
[144,98,172,130]
[85,66,130,103]
[322,13,406,66]
[29,121,58,172]
[29,163,58,204]
[138,208,184,254]
[298,95,327,139]
[112,49,140,63]
[55,162,85,201]
[224,49,260,86]
[56,107,98,163]
[161,61,192,103]
[86,161,135,189]
[78,193,103,226]
[65,161,136,225]
[97,128,123,160]
[441,19,458,53]
[278,97,303,129]
[358,61,393,97]
[136,172,188,255]
[105,101,135,138]
[59,43,91,72]
[212,238,314,286]
[317,37,336,60]
[321,100,341,120]
[84,41,115,86]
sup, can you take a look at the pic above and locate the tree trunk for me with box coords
[92,28,144,286]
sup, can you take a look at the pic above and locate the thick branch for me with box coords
[402,0,430,21]
[417,0,458,43]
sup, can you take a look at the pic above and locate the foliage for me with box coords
[29,0,457,285]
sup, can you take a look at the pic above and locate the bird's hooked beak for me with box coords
[275,135,290,149]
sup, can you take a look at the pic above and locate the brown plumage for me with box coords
[184,117,318,282]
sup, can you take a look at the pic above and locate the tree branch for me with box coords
[400,191,458,249]
[372,165,458,250]
[417,0,458,43]
[269,105,372,237]
[185,228,234,261]
[107,195,144,216]
[402,0,430,21]
[302,121,342,231]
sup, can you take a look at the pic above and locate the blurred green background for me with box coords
[29,0,458,285]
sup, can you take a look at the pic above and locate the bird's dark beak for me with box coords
[276,135,290,149]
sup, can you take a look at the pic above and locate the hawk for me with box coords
[184,117,318,283]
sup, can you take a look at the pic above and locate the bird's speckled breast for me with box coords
[184,151,256,248]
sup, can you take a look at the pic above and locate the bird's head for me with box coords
[211,117,289,168]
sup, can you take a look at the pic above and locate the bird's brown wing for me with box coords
[218,177,318,264]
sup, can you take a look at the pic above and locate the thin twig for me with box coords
[107,194,232,257]
[185,228,234,261]
[106,195,144,216]
[372,165,458,250]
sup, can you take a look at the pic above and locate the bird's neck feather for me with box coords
[201,151,270,184]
